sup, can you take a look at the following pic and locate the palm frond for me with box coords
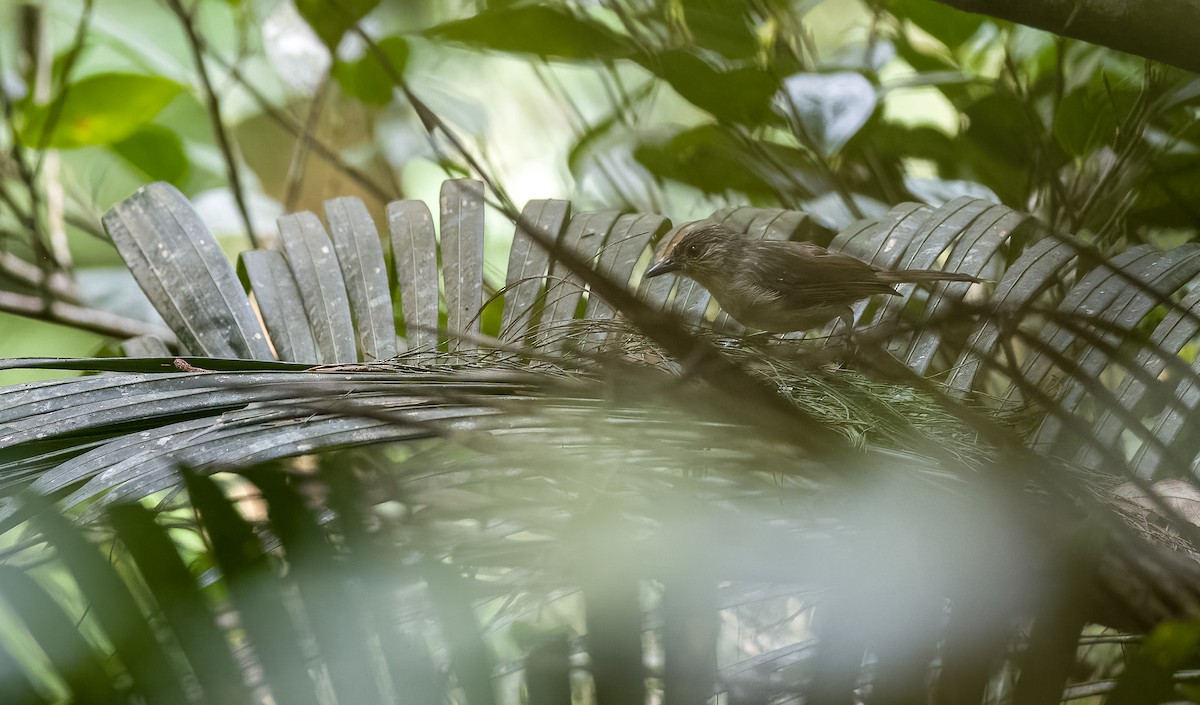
[7,181,1200,704]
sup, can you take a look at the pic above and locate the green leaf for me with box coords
[1107,620,1200,705]
[294,0,380,50]
[1007,25,1058,83]
[776,72,877,156]
[331,35,409,106]
[959,90,1041,204]
[30,499,191,705]
[680,0,759,59]
[634,124,824,197]
[1053,81,1137,157]
[19,73,183,149]
[425,5,634,60]
[890,0,986,50]
[637,49,777,125]
[892,26,959,74]
[182,470,325,705]
[111,124,189,185]
[873,122,960,171]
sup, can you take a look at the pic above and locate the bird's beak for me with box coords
[644,258,679,278]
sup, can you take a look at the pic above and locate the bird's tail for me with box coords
[877,269,982,285]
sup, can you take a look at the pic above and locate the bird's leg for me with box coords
[836,308,858,356]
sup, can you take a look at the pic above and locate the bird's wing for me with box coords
[739,241,898,308]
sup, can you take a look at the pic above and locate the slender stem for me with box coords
[350,25,520,219]
[0,290,177,342]
[205,50,397,204]
[31,0,93,300]
[283,77,330,212]
[0,251,80,303]
[164,0,259,248]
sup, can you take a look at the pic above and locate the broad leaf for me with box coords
[679,0,759,59]
[1106,620,1200,705]
[1053,82,1136,157]
[903,175,998,205]
[638,49,777,125]
[331,35,409,106]
[426,5,634,60]
[440,180,485,353]
[111,124,189,185]
[277,212,358,363]
[294,0,380,50]
[889,0,987,49]
[325,196,397,361]
[20,73,183,149]
[634,124,826,197]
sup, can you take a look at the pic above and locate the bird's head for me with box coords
[644,221,741,282]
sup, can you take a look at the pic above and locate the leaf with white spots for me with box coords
[277,211,358,363]
[101,182,273,359]
[325,197,397,361]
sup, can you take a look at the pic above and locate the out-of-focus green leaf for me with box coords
[425,5,634,60]
[295,0,380,50]
[961,91,1036,163]
[1054,87,1116,158]
[680,0,759,59]
[638,49,777,125]
[634,124,824,197]
[1128,154,1200,230]
[890,0,986,49]
[1053,81,1138,157]
[567,112,623,176]
[874,122,960,172]
[19,73,183,149]
[331,36,409,106]
[1107,620,1200,705]
[893,29,958,74]
[776,72,877,156]
[111,124,189,185]
[1007,25,1058,84]
[959,89,1041,203]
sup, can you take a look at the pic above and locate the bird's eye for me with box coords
[684,241,701,257]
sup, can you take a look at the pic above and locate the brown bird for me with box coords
[643,220,982,334]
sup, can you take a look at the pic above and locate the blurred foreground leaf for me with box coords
[1107,620,1200,704]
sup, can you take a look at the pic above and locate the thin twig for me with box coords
[32,0,94,159]
[0,40,54,292]
[31,0,93,301]
[204,50,397,204]
[349,26,520,219]
[283,77,330,212]
[163,0,259,248]
[0,251,79,303]
[0,290,177,342]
